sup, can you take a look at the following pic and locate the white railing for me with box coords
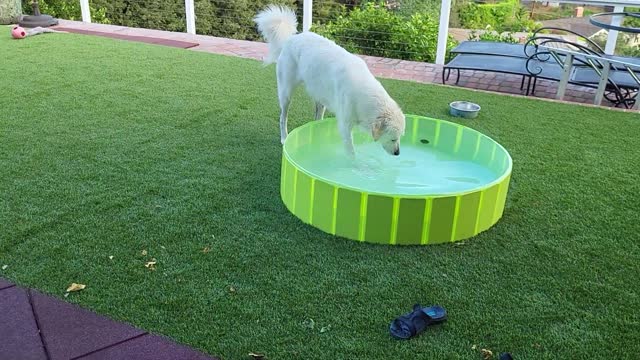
[77,0,632,65]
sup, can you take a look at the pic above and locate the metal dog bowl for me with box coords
[450,101,481,119]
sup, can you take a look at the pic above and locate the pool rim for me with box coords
[282,115,513,199]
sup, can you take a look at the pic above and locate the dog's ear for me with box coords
[371,118,386,141]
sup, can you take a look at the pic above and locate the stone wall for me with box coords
[0,0,22,25]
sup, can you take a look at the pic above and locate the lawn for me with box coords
[1,31,639,360]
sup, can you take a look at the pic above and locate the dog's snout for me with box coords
[394,148,400,156]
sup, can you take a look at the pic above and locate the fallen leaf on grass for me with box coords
[1,265,8,270]
[320,325,331,333]
[141,249,148,256]
[302,318,315,330]
[228,286,236,294]
[145,259,157,270]
[471,345,477,350]
[108,256,114,260]
[66,283,86,292]
[202,247,211,253]
[481,349,493,359]
[248,352,265,359]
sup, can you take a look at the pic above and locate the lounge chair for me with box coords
[444,27,640,108]
[442,53,562,95]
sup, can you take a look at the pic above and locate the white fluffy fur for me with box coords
[253,5,406,156]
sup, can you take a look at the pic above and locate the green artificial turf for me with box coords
[1,31,639,360]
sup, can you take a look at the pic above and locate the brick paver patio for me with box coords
[0,278,217,360]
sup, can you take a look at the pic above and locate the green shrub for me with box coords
[591,26,640,59]
[468,28,522,43]
[394,0,472,28]
[315,2,457,62]
[22,0,109,24]
[315,2,397,56]
[458,0,539,32]
[619,45,640,58]
[298,0,348,24]
[624,7,640,29]
[394,0,441,17]
[390,12,457,61]
[188,0,297,40]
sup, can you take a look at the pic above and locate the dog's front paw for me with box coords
[280,136,286,145]
[344,144,356,157]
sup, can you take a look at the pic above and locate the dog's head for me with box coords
[371,104,405,156]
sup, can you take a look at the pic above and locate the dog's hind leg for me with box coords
[278,90,292,144]
[314,102,326,120]
[277,64,296,144]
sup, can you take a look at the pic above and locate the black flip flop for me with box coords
[389,304,447,339]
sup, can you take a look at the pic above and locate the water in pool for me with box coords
[291,140,500,196]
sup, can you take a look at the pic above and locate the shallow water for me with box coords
[291,140,500,196]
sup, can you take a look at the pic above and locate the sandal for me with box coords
[389,304,447,339]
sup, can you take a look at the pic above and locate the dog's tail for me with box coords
[253,5,298,65]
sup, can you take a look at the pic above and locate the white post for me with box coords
[604,6,625,55]
[80,0,91,23]
[435,0,452,65]
[303,0,313,32]
[185,0,196,35]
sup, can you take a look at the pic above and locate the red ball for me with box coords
[11,26,27,39]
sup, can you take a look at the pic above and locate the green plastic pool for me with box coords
[281,115,512,245]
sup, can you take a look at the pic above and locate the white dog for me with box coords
[253,5,406,156]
